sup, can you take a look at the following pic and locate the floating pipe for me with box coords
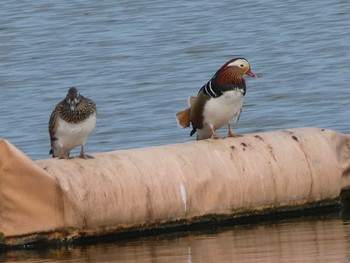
[0,127,350,246]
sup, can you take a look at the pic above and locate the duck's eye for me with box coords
[240,64,244,68]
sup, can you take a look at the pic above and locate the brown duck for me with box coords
[49,87,97,159]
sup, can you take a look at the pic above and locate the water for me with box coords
[1,0,350,261]
[1,0,349,160]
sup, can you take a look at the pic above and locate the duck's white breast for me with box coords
[55,113,97,150]
[202,90,243,129]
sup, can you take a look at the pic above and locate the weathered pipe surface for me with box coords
[1,127,350,246]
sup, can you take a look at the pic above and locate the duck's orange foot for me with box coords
[227,132,243,138]
[211,134,224,139]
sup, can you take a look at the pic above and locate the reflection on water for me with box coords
[2,213,350,263]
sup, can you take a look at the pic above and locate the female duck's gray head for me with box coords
[66,87,81,111]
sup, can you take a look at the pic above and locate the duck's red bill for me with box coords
[245,69,257,78]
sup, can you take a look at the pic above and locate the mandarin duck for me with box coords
[176,58,256,140]
[49,87,97,159]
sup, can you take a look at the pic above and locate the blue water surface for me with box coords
[1,0,349,160]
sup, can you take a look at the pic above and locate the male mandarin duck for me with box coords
[176,58,256,140]
[49,87,97,159]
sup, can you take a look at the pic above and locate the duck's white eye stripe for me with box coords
[227,59,248,67]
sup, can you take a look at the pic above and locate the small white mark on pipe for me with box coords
[187,246,192,263]
[179,183,187,212]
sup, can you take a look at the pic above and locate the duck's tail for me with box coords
[175,107,191,128]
